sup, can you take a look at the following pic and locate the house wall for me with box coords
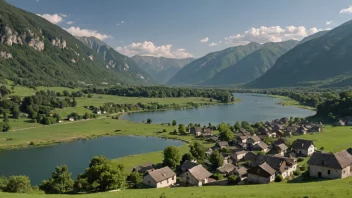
[180,172,208,186]
[248,173,275,184]
[309,165,351,179]
[236,153,246,161]
[294,145,314,157]
[143,174,176,188]
[281,165,297,179]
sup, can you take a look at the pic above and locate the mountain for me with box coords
[201,40,298,86]
[77,37,154,84]
[167,43,262,85]
[297,30,329,45]
[247,20,352,88]
[0,0,152,87]
[131,55,194,84]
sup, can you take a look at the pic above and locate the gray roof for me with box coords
[217,141,229,147]
[236,166,248,177]
[308,150,352,169]
[291,139,314,150]
[217,163,236,173]
[249,136,261,142]
[133,162,154,173]
[251,155,296,173]
[148,166,176,183]
[248,162,276,177]
[235,150,247,155]
[181,160,198,172]
[187,165,212,181]
[254,142,269,150]
[276,143,288,151]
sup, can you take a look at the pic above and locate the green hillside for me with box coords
[132,55,194,84]
[77,37,155,85]
[167,43,262,85]
[202,40,298,86]
[297,30,329,45]
[247,20,352,88]
[0,0,150,87]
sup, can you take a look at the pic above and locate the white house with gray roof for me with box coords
[143,166,176,188]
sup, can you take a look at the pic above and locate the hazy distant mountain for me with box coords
[167,43,262,85]
[202,40,298,86]
[131,56,194,84]
[247,20,352,88]
[297,30,329,45]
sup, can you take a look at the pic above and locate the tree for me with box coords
[219,129,234,142]
[178,124,186,134]
[0,176,9,191]
[39,165,74,194]
[228,175,238,185]
[10,105,20,119]
[3,112,9,123]
[72,97,77,107]
[73,156,125,192]
[218,122,230,133]
[189,142,206,162]
[209,150,223,170]
[275,174,283,182]
[172,120,177,127]
[163,146,180,169]
[146,118,152,124]
[181,153,194,164]
[234,121,241,130]
[0,122,11,132]
[5,176,32,193]
[128,171,142,188]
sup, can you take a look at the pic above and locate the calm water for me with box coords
[120,93,315,126]
[0,136,184,185]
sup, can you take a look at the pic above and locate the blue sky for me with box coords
[7,0,352,58]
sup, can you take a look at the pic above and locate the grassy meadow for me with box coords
[0,177,351,198]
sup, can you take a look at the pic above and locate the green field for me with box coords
[269,95,316,111]
[0,177,351,198]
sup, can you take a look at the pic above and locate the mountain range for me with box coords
[131,56,194,84]
[0,0,153,87]
[247,20,352,88]
[167,42,262,85]
[201,40,298,86]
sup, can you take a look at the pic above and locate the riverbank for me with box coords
[267,94,316,111]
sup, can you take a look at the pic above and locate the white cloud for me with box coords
[116,41,193,58]
[121,21,125,24]
[208,42,218,47]
[200,37,209,43]
[325,21,332,25]
[37,14,63,24]
[59,13,68,18]
[66,21,74,25]
[225,25,322,46]
[340,6,352,14]
[64,26,111,40]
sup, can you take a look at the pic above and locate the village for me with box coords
[132,117,352,188]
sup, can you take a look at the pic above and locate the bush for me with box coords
[300,164,308,171]
[228,175,238,185]
[297,157,304,162]
[162,129,167,133]
[212,173,224,180]
[293,170,301,176]
[275,174,283,182]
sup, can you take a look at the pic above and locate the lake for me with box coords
[0,136,184,185]
[120,93,315,126]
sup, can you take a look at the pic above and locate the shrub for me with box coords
[275,174,283,182]
[228,175,238,185]
[297,157,304,162]
[212,173,224,180]
[300,164,308,171]
[293,170,301,176]
[162,129,167,133]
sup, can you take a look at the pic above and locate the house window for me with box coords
[172,176,175,180]
[328,170,331,175]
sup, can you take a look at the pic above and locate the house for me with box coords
[291,139,315,156]
[247,136,261,148]
[230,150,247,162]
[215,141,229,149]
[309,125,322,133]
[96,110,102,115]
[235,166,248,182]
[273,124,284,132]
[205,148,213,156]
[221,153,232,165]
[236,136,248,144]
[268,143,288,156]
[133,162,155,173]
[180,165,212,186]
[272,139,286,146]
[280,117,290,124]
[217,163,236,176]
[181,160,198,172]
[297,126,308,135]
[208,136,218,143]
[143,167,176,188]
[68,117,75,122]
[308,150,352,179]
[190,127,202,136]
[247,162,276,184]
[251,155,297,179]
[252,142,269,153]
[244,152,257,162]
[336,120,346,126]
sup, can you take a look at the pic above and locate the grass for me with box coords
[289,125,352,152]
[0,177,352,198]
[269,95,316,111]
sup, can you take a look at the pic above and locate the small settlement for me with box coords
[131,117,352,188]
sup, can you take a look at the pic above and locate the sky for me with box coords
[6,0,352,58]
